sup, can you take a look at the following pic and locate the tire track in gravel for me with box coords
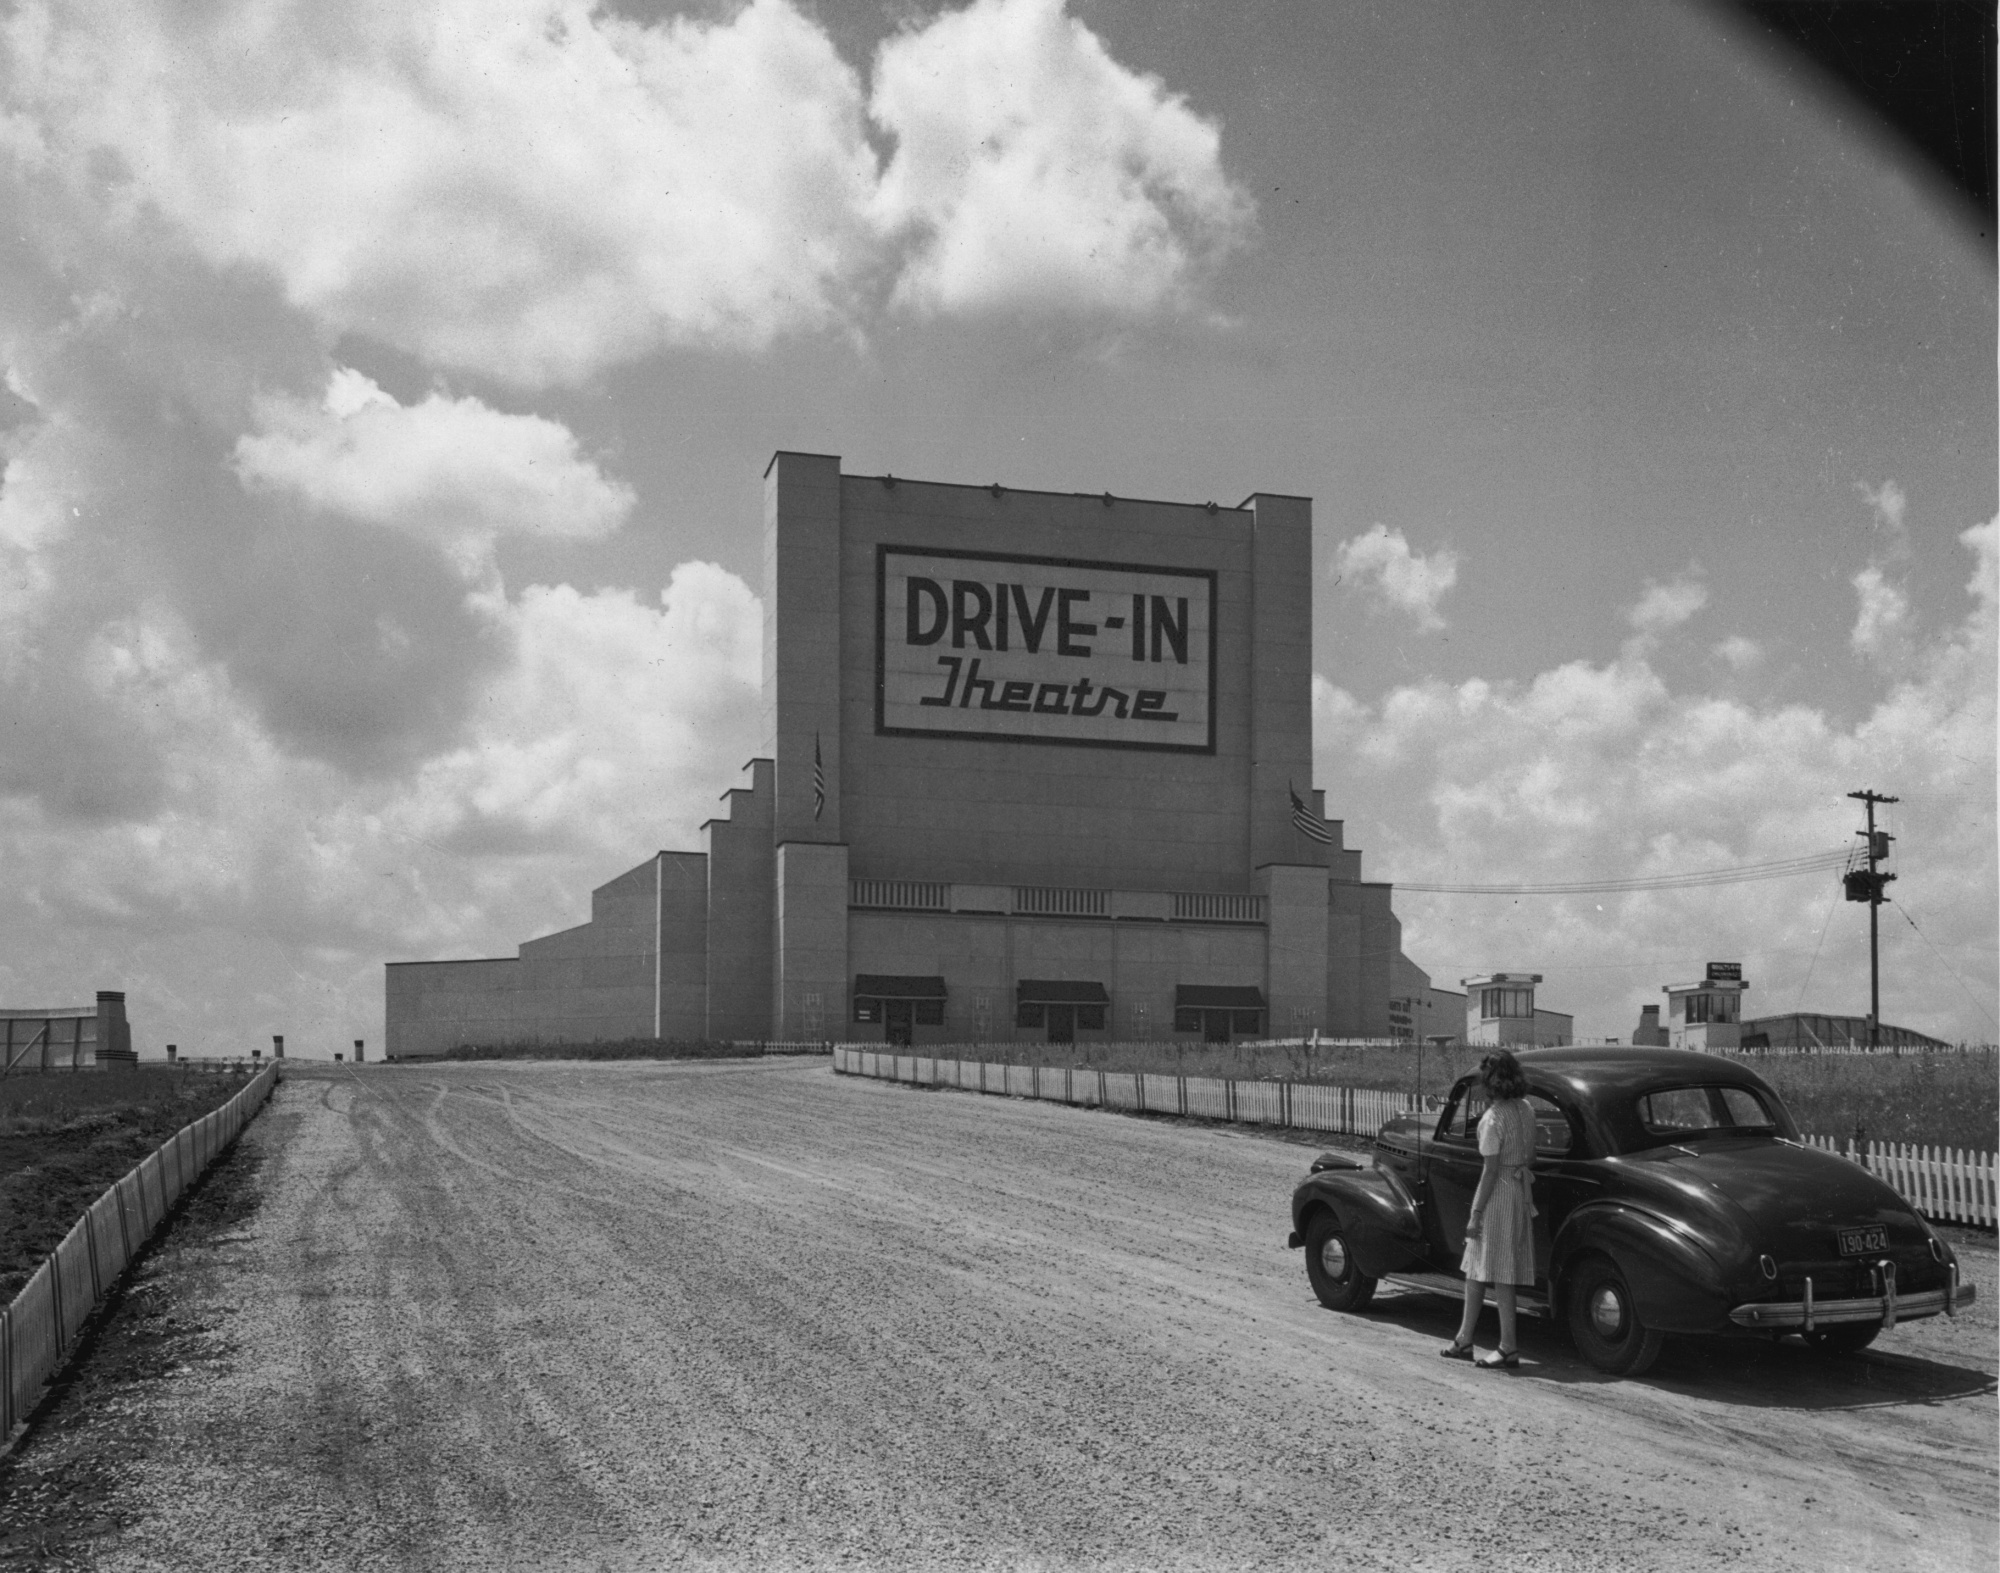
[1,1057,1991,1573]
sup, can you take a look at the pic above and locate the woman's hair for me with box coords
[1479,1049,1529,1101]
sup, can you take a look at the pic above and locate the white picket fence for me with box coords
[1801,1134,1996,1228]
[1,1061,280,1440]
[832,1047,1422,1139]
[833,1049,1996,1229]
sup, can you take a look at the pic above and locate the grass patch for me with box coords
[436,1038,830,1063]
[0,1067,252,1300]
[938,1040,1998,1154]
[1749,1051,1998,1153]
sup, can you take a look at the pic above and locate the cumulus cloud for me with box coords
[1331,525,1458,630]
[4,0,883,384]
[1848,478,1919,667]
[869,0,1253,317]
[1317,517,1997,1044]
[4,0,1250,383]
[1859,478,1909,555]
[235,370,634,575]
[0,0,1255,1054]
[1714,635,1763,672]
[1625,570,1708,639]
[0,558,763,1048]
[1850,564,1911,661]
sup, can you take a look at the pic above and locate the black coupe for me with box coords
[1287,1047,1975,1375]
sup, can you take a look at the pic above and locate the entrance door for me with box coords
[885,999,914,1047]
[1203,1009,1231,1044]
[1045,1004,1076,1044]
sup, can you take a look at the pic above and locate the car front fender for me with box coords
[1290,1165,1426,1278]
[1552,1202,1735,1334]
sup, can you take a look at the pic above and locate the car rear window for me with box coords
[1635,1084,1778,1142]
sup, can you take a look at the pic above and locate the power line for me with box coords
[1393,847,1853,896]
[1889,898,1999,1031]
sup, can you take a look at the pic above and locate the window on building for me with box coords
[853,998,881,1024]
[1017,1001,1045,1029]
[1076,1004,1106,1031]
[1480,987,1532,1019]
[914,999,944,1026]
[1682,993,1739,1025]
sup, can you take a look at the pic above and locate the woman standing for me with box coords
[1440,1050,1538,1369]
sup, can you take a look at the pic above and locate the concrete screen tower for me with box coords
[385,454,1418,1057]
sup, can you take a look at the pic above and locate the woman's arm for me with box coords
[1464,1150,1504,1237]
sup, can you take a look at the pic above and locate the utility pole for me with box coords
[1844,790,1898,1048]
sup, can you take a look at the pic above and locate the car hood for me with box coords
[1608,1137,1927,1265]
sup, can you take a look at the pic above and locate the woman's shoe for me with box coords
[1477,1349,1520,1370]
[1440,1341,1476,1361]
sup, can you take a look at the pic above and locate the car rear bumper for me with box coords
[1729,1276,1975,1331]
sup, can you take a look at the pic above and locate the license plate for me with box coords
[1837,1226,1889,1257]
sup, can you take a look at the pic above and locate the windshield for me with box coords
[1632,1083,1780,1146]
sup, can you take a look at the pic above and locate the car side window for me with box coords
[1435,1078,1482,1142]
[1636,1084,1780,1140]
[1638,1087,1713,1133]
[1527,1093,1574,1157]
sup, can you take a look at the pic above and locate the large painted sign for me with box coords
[876,546,1216,752]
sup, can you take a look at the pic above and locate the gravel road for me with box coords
[3,1057,1994,1572]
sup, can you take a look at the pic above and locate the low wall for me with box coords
[831,1045,1421,1138]
[0,1062,280,1442]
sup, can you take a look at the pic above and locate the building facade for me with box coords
[386,456,1421,1058]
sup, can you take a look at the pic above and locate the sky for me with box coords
[0,0,1992,1057]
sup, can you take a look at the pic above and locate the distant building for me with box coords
[1662,969,1749,1052]
[1461,973,1572,1047]
[1738,1013,1949,1051]
[0,991,132,1070]
[385,456,1429,1058]
[1388,956,1571,1046]
[1631,1004,1668,1046]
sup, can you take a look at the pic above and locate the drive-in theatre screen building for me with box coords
[385,454,1430,1057]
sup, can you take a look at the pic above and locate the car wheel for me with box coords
[1304,1211,1377,1312]
[1566,1255,1664,1376]
[1802,1322,1881,1355]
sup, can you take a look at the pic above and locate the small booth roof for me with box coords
[1174,984,1266,1009]
[1016,979,1111,1004]
[852,974,948,999]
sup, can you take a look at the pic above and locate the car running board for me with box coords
[1380,1271,1553,1319]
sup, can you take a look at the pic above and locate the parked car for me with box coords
[1287,1046,1975,1375]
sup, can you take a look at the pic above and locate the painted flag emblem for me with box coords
[1289,784,1332,845]
[813,733,826,822]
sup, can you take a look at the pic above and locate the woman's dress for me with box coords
[1459,1097,1539,1286]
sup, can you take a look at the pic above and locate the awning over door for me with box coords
[853,974,948,999]
[1174,984,1266,1010]
[1016,979,1111,1004]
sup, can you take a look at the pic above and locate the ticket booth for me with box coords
[1662,964,1747,1052]
[1461,974,1543,1047]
